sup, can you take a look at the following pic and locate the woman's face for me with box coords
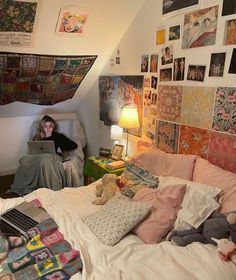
[43,121,54,137]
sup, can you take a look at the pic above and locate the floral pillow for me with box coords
[117,162,160,198]
[84,193,151,246]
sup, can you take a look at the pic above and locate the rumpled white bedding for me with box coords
[1,181,236,280]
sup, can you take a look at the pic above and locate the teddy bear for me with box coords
[168,212,236,246]
[212,237,236,265]
[92,173,120,205]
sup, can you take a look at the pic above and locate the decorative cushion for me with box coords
[119,162,159,198]
[192,158,236,213]
[158,176,222,231]
[84,193,151,246]
[132,184,186,244]
[130,148,197,181]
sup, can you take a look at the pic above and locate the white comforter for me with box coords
[1,182,236,280]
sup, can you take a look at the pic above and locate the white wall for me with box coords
[89,0,235,157]
[0,0,146,173]
[0,113,78,175]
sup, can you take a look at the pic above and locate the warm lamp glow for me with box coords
[118,104,140,160]
[110,125,123,140]
[118,104,140,129]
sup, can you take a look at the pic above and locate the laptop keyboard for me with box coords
[1,208,38,232]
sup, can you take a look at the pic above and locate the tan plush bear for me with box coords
[92,173,120,205]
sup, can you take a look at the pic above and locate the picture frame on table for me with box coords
[111,144,124,160]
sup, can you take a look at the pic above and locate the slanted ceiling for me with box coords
[0,0,146,118]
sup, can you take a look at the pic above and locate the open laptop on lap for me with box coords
[28,140,56,155]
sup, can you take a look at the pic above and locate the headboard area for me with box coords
[137,132,236,174]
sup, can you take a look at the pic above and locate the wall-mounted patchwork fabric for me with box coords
[0,52,97,105]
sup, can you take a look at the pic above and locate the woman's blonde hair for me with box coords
[33,115,57,140]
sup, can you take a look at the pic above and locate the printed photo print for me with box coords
[173,57,185,81]
[222,0,236,16]
[160,68,172,81]
[169,25,180,41]
[141,55,149,72]
[161,45,173,65]
[224,19,236,45]
[187,65,206,82]
[209,53,226,77]
[150,54,158,72]
[151,76,158,89]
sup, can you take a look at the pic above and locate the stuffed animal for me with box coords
[212,237,236,265]
[92,174,120,205]
[168,212,236,246]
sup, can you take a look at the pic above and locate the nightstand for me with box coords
[83,156,125,185]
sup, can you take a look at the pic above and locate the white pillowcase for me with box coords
[158,176,222,230]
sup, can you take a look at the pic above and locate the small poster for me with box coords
[141,55,149,72]
[209,53,226,77]
[187,65,206,82]
[169,25,180,41]
[173,57,185,81]
[222,0,236,16]
[161,45,173,65]
[0,0,41,47]
[223,19,236,45]
[56,6,88,35]
[182,6,219,49]
[150,54,158,72]
[229,48,236,74]
[156,28,165,45]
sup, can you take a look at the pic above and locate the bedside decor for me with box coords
[111,144,124,160]
[118,103,140,159]
[110,125,123,144]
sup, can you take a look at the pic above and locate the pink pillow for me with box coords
[192,158,236,213]
[130,148,197,181]
[132,184,186,244]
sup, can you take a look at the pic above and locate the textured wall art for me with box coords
[157,85,182,122]
[155,120,179,153]
[212,87,236,134]
[0,52,97,105]
[178,125,210,159]
[181,86,215,129]
[208,131,236,173]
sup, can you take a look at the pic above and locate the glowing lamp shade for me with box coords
[118,104,140,159]
[118,104,139,129]
[110,125,123,140]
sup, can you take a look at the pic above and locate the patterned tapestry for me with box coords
[0,52,97,105]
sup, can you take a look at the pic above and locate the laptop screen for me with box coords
[27,141,56,155]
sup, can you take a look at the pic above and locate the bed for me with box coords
[1,147,236,280]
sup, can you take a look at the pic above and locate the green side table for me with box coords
[83,156,125,185]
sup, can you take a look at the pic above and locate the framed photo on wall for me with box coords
[111,144,124,160]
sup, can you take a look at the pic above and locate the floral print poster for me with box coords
[155,120,179,153]
[208,132,236,173]
[0,0,42,47]
[179,125,210,159]
[212,87,236,134]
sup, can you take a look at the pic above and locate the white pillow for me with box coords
[158,176,222,230]
[84,193,151,246]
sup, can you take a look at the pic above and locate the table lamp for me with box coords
[118,103,140,160]
[110,125,123,144]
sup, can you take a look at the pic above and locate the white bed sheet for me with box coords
[1,181,236,280]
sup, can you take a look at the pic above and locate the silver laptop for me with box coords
[0,201,51,235]
[28,140,56,155]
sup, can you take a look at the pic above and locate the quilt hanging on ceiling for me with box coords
[0,52,97,105]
